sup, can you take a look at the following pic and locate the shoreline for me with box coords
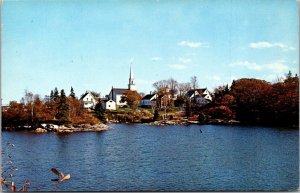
[2,119,298,133]
[3,123,109,133]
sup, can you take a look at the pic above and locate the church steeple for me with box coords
[128,64,136,91]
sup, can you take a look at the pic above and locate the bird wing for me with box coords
[59,174,71,183]
[51,168,60,176]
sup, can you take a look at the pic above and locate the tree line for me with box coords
[197,72,298,126]
[2,71,299,127]
[2,87,99,128]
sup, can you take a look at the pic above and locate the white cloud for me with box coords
[178,57,191,64]
[229,60,290,73]
[229,61,263,71]
[249,41,295,51]
[266,61,289,73]
[178,41,209,48]
[151,57,162,62]
[168,64,187,70]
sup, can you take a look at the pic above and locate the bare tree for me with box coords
[190,76,199,90]
[178,82,191,96]
[153,80,168,91]
[167,78,178,97]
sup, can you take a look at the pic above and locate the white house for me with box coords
[101,99,116,110]
[140,93,157,108]
[186,88,212,105]
[80,92,98,109]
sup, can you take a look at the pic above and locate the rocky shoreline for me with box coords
[108,119,241,126]
[2,119,239,133]
[3,123,109,133]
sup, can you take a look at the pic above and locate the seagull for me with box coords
[51,168,71,183]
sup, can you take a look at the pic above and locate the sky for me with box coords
[2,0,299,104]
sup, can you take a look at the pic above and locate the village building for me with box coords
[186,88,212,106]
[103,66,139,110]
[101,98,116,110]
[140,92,157,108]
[80,92,98,109]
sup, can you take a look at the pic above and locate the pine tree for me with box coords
[53,87,59,101]
[50,90,54,101]
[286,70,292,79]
[70,87,75,98]
[56,89,70,124]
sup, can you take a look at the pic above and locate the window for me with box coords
[109,105,110,107]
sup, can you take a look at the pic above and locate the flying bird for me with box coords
[51,168,71,183]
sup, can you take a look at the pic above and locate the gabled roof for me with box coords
[142,93,156,100]
[110,88,129,95]
[186,88,207,97]
[80,92,96,100]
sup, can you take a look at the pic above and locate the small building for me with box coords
[186,88,212,105]
[140,93,157,108]
[101,99,116,110]
[80,92,98,109]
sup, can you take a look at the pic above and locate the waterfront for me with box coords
[2,124,298,191]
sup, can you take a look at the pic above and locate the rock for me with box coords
[41,123,47,128]
[34,128,47,133]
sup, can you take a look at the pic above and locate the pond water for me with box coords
[1,124,299,191]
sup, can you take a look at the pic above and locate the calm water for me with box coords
[1,124,299,191]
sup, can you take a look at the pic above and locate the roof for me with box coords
[186,88,207,97]
[142,93,156,100]
[80,92,96,100]
[110,88,129,95]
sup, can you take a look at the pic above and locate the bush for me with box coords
[207,106,234,120]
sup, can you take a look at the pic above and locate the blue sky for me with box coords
[2,0,298,104]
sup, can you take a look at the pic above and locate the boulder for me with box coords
[35,128,47,133]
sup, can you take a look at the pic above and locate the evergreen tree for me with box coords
[50,90,54,101]
[286,70,292,79]
[56,89,70,123]
[53,87,59,101]
[70,87,75,98]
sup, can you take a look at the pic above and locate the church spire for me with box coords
[128,64,136,91]
[129,64,134,81]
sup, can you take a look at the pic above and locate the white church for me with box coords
[101,66,138,110]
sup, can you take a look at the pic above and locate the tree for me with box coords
[230,78,273,123]
[70,87,75,98]
[32,94,47,124]
[286,70,292,79]
[50,90,54,101]
[153,108,160,121]
[178,82,191,96]
[153,80,168,91]
[167,78,178,98]
[53,87,59,101]
[270,74,299,126]
[120,91,142,110]
[23,90,34,124]
[207,106,234,120]
[56,89,70,123]
[190,76,198,90]
[185,100,191,118]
